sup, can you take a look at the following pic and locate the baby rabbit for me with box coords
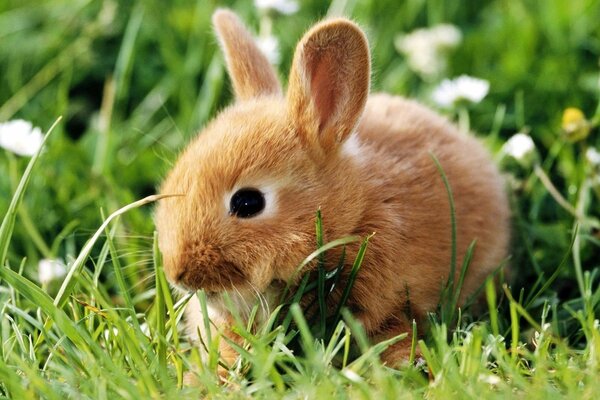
[155,9,510,370]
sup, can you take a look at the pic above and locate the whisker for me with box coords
[108,257,155,267]
[130,274,157,292]
[249,284,268,322]
[69,231,155,241]
[105,252,154,262]
[234,285,251,321]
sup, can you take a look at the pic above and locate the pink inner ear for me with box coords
[310,52,338,132]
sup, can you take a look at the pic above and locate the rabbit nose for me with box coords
[175,268,197,290]
[168,242,222,289]
[173,269,186,284]
[169,262,200,290]
[163,261,188,287]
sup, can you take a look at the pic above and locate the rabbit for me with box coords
[154,8,510,372]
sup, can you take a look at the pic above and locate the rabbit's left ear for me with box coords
[213,9,282,100]
[286,18,370,156]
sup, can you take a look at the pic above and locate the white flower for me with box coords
[586,147,600,166]
[140,322,150,336]
[415,356,427,369]
[254,0,299,15]
[502,133,536,161]
[341,368,363,383]
[103,327,119,341]
[256,35,281,65]
[38,258,67,286]
[395,24,462,78]
[432,75,490,108]
[483,334,505,358]
[478,373,501,386]
[0,119,44,157]
[98,0,117,28]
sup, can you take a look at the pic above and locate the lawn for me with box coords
[1,0,599,398]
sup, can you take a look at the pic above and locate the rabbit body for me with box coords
[155,10,510,368]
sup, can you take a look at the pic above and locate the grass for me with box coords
[1,0,600,398]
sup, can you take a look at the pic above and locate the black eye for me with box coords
[229,188,265,218]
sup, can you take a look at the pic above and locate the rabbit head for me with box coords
[155,10,371,295]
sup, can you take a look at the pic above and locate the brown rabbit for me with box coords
[155,9,510,371]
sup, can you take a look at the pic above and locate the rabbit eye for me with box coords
[229,188,265,218]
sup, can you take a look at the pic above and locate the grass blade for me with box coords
[333,234,372,329]
[103,213,141,331]
[430,152,457,301]
[54,193,181,309]
[315,209,326,338]
[0,117,61,268]
[153,231,167,373]
[279,235,360,303]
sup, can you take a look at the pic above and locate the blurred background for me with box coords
[1,0,599,343]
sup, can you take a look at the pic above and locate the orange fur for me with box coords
[213,10,281,100]
[155,9,510,371]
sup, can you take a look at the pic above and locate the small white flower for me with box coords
[502,133,536,161]
[341,368,363,383]
[542,323,551,331]
[0,119,44,157]
[254,0,299,15]
[396,24,462,78]
[432,75,490,108]
[256,35,281,65]
[478,373,501,386]
[586,147,600,167]
[140,322,150,336]
[38,258,67,286]
[483,334,505,358]
[103,327,119,341]
[98,0,117,28]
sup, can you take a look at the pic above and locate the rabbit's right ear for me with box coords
[213,9,282,100]
[286,18,370,158]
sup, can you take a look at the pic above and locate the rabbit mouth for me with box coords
[172,260,248,294]
[197,282,283,323]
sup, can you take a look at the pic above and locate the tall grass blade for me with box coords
[54,193,181,309]
[279,235,360,303]
[430,152,461,327]
[0,117,61,268]
[103,213,141,331]
[430,153,457,293]
[486,278,499,336]
[524,226,577,308]
[153,231,167,373]
[333,234,372,326]
[315,209,327,338]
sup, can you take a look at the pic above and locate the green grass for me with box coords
[1,0,600,398]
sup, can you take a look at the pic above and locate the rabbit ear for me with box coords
[212,9,282,100]
[287,18,370,156]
